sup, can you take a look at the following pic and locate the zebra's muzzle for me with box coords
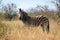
[19,17,22,20]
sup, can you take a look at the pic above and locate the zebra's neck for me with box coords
[22,15,31,22]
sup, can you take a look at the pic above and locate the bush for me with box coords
[0,13,5,21]
[57,11,60,18]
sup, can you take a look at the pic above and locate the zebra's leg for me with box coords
[46,23,49,33]
[41,24,45,32]
[44,21,49,33]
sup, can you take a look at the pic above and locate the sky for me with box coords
[2,0,56,10]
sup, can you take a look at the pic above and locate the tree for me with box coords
[0,0,3,11]
[52,0,60,18]
[2,3,17,20]
[0,0,2,4]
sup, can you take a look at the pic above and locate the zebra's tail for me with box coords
[46,21,49,33]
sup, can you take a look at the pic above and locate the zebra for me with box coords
[19,8,49,33]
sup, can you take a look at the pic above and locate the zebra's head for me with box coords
[19,8,28,21]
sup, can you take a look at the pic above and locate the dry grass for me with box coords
[0,18,60,40]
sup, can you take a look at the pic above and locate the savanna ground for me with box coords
[0,18,60,40]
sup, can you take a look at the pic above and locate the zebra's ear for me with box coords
[19,8,22,14]
[19,8,22,12]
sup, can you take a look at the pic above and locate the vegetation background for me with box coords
[0,0,60,40]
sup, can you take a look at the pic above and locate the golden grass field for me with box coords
[0,18,60,40]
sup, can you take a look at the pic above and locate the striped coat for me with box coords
[19,8,49,33]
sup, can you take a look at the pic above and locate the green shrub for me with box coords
[57,11,60,18]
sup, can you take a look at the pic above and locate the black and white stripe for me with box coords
[19,8,49,33]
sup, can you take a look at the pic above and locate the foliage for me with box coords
[28,5,56,19]
[2,3,17,21]
[0,12,5,21]
[52,0,60,18]
[0,0,2,5]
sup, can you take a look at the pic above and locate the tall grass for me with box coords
[0,20,60,40]
[0,22,6,38]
